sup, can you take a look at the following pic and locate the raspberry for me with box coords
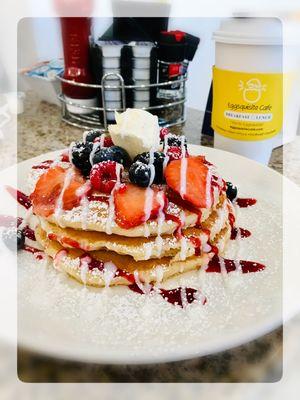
[93,135,114,147]
[163,133,187,149]
[90,161,123,194]
[166,146,189,162]
[103,136,114,147]
[60,150,70,162]
[159,127,170,141]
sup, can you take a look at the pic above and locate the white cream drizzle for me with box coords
[219,256,228,279]
[103,261,117,287]
[148,147,156,186]
[162,133,171,172]
[76,181,91,230]
[133,270,152,294]
[80,255,90,285]
[205,165,213,208]
[82,130,89,143]
[144,242,153,260]
[179,236,188,261]
[179,139,187,198]
[143,187,154,237]
[153,265,164,284]
[53,249,68,271]
[154,190,166,257]
[105,163,122,235]
[99,134,105,147]
[89,141,101,166]
[180,287,188,308]
[18,206,33,231]
[54,168,74,226]
[202,243,212,253]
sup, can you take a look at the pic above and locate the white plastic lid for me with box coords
[213,17,282,46]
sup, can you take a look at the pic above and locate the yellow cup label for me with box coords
[212,66,283,141]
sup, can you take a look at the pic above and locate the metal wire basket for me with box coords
[57,65,188,131]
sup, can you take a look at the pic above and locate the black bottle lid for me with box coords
[158,31,187,62]
[185,33,200,61]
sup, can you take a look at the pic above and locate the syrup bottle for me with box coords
[60,17,97,114]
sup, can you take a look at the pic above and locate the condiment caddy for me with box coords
[57,20,200,131]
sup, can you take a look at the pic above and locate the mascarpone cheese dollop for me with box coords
[108,109,160,159]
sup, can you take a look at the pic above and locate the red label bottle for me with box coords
[61,17,96,112]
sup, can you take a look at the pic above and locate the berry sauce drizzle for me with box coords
[5,186,32,209]
[230,227,251,240]
[128,283,206,308]
[23,226,36,241]
[32,160,54,170]
[79,252,203,307]
[87,194,110,203]
[164,212,183,239]
[206,254,265,274]
[236,198,257,208]
[24,245,44,260]
[189,236,202,256]
[79,253,135,283]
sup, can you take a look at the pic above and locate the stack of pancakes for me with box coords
[32,168,233,287]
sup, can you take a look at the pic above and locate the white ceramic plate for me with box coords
[0,145,294,364]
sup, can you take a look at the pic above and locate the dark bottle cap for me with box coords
[157,42,186,62]
[158,31,186,62]
[184,33,200,61]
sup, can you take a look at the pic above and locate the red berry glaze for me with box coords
[90,161,122,194]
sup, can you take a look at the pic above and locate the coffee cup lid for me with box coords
[213,17,282,46]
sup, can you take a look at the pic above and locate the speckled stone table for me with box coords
[13,93,300,382]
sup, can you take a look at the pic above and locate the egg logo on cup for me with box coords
[238,78,267,104]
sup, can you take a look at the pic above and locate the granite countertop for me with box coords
[7,93,299,382]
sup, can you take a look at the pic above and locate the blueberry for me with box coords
[2,228,25,251]
[226,182,238,201]
[162,134,187,149]
[84,129,102,143]
[133,151,165,184]
[92,146,130,167]
[129,162,152,187]
[71,141,93,176]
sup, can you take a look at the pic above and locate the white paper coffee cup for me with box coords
[212,17,283,165]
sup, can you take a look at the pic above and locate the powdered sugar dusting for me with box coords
[18,196,282,361]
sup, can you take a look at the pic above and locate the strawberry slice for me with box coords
[62,170,90,210]
[30,166,89,217]
[165,156,212,209]
[114,183,166,229]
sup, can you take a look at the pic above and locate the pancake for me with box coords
[28,162,224,238]
[35,224,231,287]
[44,197,211,238]
[38,193,230,260]
[28,138,234,288]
